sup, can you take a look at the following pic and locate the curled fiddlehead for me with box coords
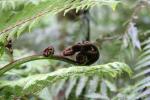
[43,41,99,65]
[62,41,100,65]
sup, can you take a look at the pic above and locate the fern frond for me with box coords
[0,0,120,43]
[130,38,150,99]
[112,38,150,100]
[76,76,88,95]
[0,62,132,95]
[136,38,150,70]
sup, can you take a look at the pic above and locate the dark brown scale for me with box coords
[43,46,54,57]
[5,40,12,49]
[5,40,13,54]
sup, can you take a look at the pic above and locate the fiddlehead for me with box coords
[62,41,100,65]
[43,41,99,65]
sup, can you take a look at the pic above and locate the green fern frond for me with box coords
[0,0,120,43]
[136,38,150,70]
[130,38,150,99]
[0,62,132,95]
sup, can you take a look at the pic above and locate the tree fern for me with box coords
[132,38,150,99]
[0,62,132,95]
[114,38,150,100]
[0,0,120,43]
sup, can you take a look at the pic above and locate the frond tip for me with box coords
[2,62,132,94]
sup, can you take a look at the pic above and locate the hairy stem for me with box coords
[84,10,90,41]
[0,54,78,76]
[86,15,90,41]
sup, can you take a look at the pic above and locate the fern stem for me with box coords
[0,55,78,76]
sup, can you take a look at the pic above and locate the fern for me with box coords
[132,38,150,99]
[0,0,120,43]
[0,62,132,95]
[115,38,150,100]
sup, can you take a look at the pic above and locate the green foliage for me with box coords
[0,62,132,95]
[112,38,150,100]
[133,38,150,99]
[0,0,120,44]
[0,0,150,99]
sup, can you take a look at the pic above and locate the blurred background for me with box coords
[0,0,150,100]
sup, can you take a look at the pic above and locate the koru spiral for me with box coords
[43,41,99,65]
